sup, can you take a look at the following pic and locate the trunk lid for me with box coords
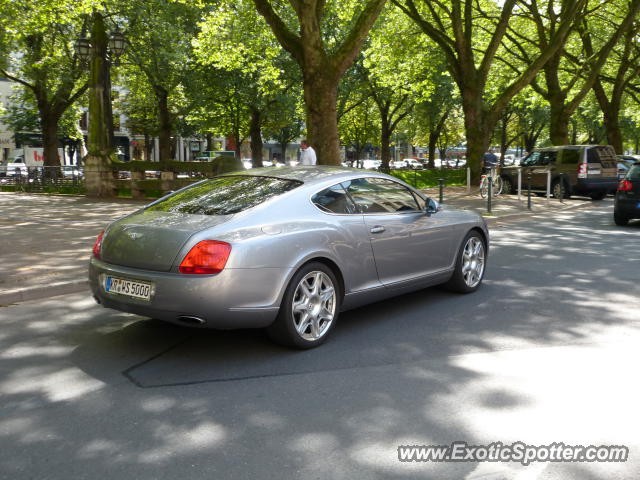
[101,210,232,272]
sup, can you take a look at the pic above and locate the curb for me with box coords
[0,279,89,305]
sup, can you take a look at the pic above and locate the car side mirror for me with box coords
[426,198,441,215]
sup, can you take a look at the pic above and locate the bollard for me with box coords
[517,168,522,202]
[546,170,551,202]
[439,178,444,204]
[487,174,492,214]
[466,167,471,193]
[527,171,532,210]
[560,180,564,203]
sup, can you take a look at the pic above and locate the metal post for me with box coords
[560,180,564,203]
[546,170,551,203]
[527,171,532,210]
[487,174,492,214]
[439,177,444,204]
[517,168,522,202]
[466,167,471,193]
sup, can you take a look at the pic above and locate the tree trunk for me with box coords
[461,88,492,182]
[280,141,289,162]
[156,87,172,163]
[303,74,340,165]
[380,121,392,170]
[593,80,624,153]
[206,133,214,152]
[428,132,437,169]
[249,107,264,168]
[41,115,61,168]
[549,103,570,145]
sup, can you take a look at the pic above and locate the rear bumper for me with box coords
[89,258,290,329]
[573,178,618,195]
[614,195,640,218]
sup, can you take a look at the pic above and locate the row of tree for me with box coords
[2,0,640,180]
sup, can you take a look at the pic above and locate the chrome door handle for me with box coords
[370,226,385,234]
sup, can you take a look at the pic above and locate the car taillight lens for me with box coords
[179,240,231,274]
[93,231,105,259]
[577,163,587,178]
[618,179,633,191]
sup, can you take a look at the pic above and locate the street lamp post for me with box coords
[75,12,125,197]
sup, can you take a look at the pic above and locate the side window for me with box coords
[523,152,540,166]
[343,177,420,213]
[539,152,556,166]
[560,149,580,164]
[311,183,357,214]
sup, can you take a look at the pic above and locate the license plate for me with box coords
[103,275,153,301]
[588,169,601,175]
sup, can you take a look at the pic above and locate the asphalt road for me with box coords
[1,199,639,480]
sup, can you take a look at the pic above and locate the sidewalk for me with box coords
[0,189,594,304]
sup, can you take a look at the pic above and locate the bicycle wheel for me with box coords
[493,176,503,196]
[479,177,488,198]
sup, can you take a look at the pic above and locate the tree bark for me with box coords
[380,120,391,170]
[249,107,264,168]
[156,87,172,163]
[303,74,340,165]
[41,115,61,168]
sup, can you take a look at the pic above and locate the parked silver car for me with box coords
[89,166,489,348]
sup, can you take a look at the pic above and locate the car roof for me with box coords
[220,165,391,187]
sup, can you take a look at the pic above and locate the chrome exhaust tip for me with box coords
[177,315,206,326]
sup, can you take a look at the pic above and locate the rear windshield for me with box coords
[146,175,302,215]
[627,165,640,181]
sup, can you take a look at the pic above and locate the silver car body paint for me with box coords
[89,166,489,329]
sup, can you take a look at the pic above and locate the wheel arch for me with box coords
[299,257,346,301]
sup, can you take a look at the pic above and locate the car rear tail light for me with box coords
[179,240,231,274]
[577,163,587,179]
[618,179,633,191]
[93,231,105,259]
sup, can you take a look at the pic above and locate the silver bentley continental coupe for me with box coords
[89,166,489,348]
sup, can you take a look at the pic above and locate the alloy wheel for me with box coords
[462,237,485,288]
[291,271,336,341]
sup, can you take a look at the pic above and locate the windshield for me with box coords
[146,175,302,216]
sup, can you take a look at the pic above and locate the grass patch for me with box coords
[390,169,466,189]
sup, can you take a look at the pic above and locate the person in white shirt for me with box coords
[300,140,317,166]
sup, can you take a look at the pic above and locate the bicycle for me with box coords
[479,166,503,198]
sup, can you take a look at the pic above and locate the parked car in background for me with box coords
[500,145,618,200]
[390,159,407,169]
[0,158,27,177]
[362,159,381,170]
[89,166,489,349]
[617,155,637,180]
[404,158,423,170]
[614,162,640,226]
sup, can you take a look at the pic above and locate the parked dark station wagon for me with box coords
[501,145,619,200]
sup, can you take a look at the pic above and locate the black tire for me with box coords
[551,179,569,199]
[614,212,629,226]
[590,192,606,200]
[267,262,341,349]
[444,231,486,293]
[501,176,514,195]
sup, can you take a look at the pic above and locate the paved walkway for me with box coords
[0,189,596,304]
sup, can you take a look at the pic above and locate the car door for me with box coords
[343,177,454,288]
[530,151,557,189]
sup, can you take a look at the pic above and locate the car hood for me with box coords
[101,210,233,272]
